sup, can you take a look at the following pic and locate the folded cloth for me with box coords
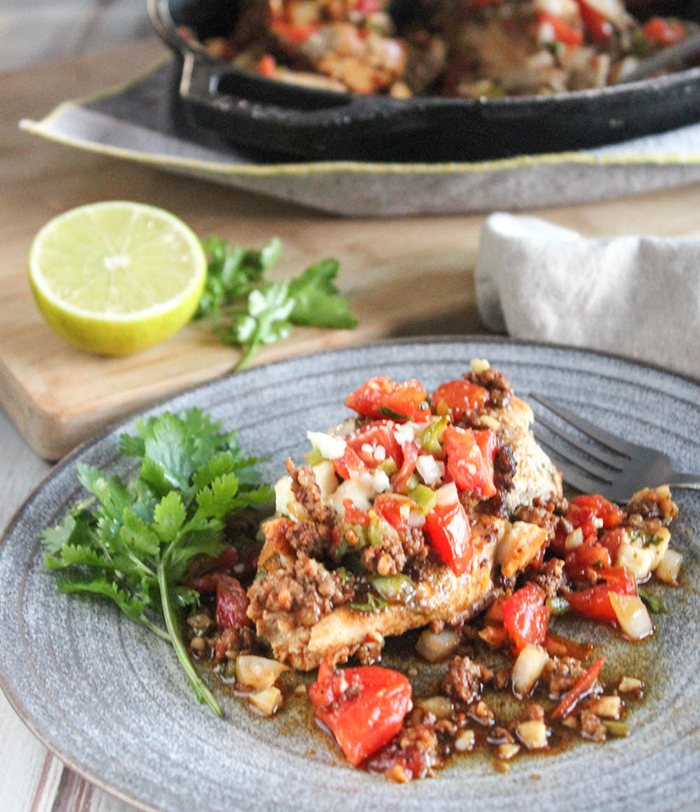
[475,213,700,380]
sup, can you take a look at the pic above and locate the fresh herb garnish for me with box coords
[41,408,273,716]
[351,593,388,613]
[378,407,409,421]
[638,586,667,614]
[196,237,357,370]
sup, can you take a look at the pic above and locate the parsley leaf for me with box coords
[41,408,274,716]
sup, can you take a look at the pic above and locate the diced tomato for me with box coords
[598,527,625,561]
[391,441,419,493]
[346,420,403,469]
[643,17,687,45]
[343,499,370,526]
[424,498,473,576]
[333,447,368,480]
[257,54,277,77]
[567,566,637,624]
[537,12,584,46]
[575,0,613,43]
[502,583,550,653]
[442,426,496,499]
[373,493,416,534]
[432,380,489,420]
[565,537,612,582]
[355,0,384,15]
[345,377,429,423]
[566,494,624,539]
[270,20,321,45]
[309,659,412,766]
[215,574,250,630]
[551,657,605,720]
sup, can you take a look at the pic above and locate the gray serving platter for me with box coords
[0,338,698,812]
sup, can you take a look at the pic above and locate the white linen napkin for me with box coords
[475,213,700,380]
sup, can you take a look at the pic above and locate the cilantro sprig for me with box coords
[41,409,273,716]
[196,237,358,370]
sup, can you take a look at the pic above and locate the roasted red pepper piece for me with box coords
[551,656,606,720]
[215,574,250,630]
[345,377,429,422]
[502,583,550,653]
[309,659,413,766]
[424,496,473,576]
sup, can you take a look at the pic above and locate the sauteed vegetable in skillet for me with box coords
[179,0,699,97]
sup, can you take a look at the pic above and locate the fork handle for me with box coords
[668,472,700,490]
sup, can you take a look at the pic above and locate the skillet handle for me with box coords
[179,51,355,116]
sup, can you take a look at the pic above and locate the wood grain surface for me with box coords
[2,35,700,812]
[4,38,700,460]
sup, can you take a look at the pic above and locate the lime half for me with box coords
[29,201,207,355]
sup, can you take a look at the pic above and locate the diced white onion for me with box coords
[565,528,584,551]
[470,358,490,374]
[236,655,288,691]
[394,422,416,445]
[249,686,283,716]
[416,454,443,486]
[407,511,426,528]
[656,548,683,585]
[306,431,346,460]
[516,720,549,750]
[433,482,459,507]
[587,695,622,719]
[274,476,297,519]
[616,542,656,581]
[512,644,549,698]
[454,729,475,752]
[498,743,520,760]
[415,628,460,663]
[312,460,339,499]
[609,593,653,641]
[618,676,643,693]
[417,696,453,719]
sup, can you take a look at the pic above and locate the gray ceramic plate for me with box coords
[1,338,699,812]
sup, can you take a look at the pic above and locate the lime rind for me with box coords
[29,201,207,355]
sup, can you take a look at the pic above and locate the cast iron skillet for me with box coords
[148,0,700,162]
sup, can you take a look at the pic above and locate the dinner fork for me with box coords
[530,396,700,503]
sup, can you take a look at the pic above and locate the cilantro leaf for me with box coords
[225,283,294,370]
[638,586,667,614]
[40,408,273,716]
[196,236,283,323]
[194,236,357,369]
[287,259,358,330]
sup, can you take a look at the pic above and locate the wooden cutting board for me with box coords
[3,39,700,460]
